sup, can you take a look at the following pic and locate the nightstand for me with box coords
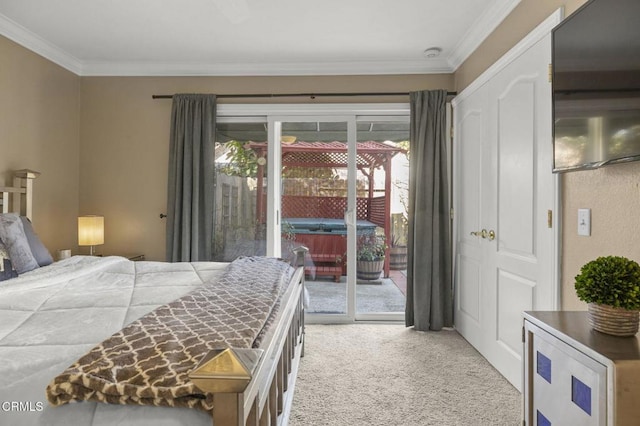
[523,311,640,425]
[102,254,145,261]
[125,254,145,261]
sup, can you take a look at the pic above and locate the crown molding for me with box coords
[447,0,522,71]
[0,13,82,74]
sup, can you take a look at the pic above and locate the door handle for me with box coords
[470,229,495,240]
[344,209,356,228]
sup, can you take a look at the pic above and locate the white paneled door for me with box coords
[453,13,561,391]
[452,83,489,353]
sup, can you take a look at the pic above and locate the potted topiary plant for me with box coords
[575,255,640,336]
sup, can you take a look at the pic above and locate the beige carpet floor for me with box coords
[289,324,521,426]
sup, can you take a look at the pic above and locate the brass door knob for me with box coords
[471,230,489,239]
[470,229,495,240]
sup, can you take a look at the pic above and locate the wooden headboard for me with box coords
[0,169,40,220]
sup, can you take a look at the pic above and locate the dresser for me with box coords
[523,311,640,426]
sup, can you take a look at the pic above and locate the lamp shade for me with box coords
[78,215,104,246]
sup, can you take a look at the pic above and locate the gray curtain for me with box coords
[405,89,453,331]
[166,94,216,262]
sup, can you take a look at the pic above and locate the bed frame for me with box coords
[2,168,306,426]
[0,169,40,220]
[201,246,307,426]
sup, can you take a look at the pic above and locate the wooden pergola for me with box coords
[247,140,405,278]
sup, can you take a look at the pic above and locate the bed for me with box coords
[0,170,306,426]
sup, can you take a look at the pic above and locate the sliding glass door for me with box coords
[215,104,409,323]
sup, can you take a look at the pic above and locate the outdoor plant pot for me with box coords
[389,246,407,270]
[356,259,384,281]
[587,303,640,337]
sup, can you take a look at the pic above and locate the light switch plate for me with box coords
[578,208,591,236]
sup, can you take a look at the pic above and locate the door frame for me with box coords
[451,8,563,313]
[217,103,410,323]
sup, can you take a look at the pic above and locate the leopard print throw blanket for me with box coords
[46,256,294,411]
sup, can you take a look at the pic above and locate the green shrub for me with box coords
[575,256,640,310]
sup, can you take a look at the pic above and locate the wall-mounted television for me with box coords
[552,0,640,172]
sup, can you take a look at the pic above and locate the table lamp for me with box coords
[78,215,104,256]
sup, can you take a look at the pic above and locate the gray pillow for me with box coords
[20,216,53,267]
[0,213,39,274]
[0,239,18,281]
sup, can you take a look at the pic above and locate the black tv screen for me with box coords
[552,0,640,172]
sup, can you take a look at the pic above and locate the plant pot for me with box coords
[356,259,384,281]
[587,303,639,337]
[389,246,407,270]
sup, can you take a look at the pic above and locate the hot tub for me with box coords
[283,218,377,281]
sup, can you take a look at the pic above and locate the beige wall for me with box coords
[79,74,454,261]
[0,33,453,262]
[455,0,640,310]
[5,0,634,310]
[0,36,80,256]
[561,163,640,309]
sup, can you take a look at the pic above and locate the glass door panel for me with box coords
[212,120,269,261]
[276,119,354,319]
[354,118,409,319]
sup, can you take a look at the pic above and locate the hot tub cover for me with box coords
[284,218,376,234]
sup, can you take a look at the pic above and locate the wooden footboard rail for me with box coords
[191,247,308,426]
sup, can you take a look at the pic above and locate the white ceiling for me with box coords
[0,0,521,77]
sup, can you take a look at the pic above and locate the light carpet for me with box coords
[289,324,521,426]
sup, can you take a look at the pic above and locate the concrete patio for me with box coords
[305,270,406,314]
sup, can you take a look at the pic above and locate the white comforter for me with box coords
[0,256,229,426]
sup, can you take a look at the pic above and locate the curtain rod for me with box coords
[152,91,457,100]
